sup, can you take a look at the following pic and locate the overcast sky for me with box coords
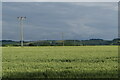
[2,0,120,2]
[2,2,118,41]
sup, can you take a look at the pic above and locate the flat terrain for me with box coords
[2,46,118,78]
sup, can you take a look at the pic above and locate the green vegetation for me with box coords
[2,46,118,78]
[1,38,120,46]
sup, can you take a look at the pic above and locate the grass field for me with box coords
[2,46,118,78]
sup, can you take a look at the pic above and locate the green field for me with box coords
[2,46,118,78]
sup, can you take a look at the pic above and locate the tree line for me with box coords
[1,38,120,46]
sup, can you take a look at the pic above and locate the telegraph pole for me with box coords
[62,32,64,46]
[74,40,75,46]
[17,17,26,47]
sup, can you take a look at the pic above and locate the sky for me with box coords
[2,0,120,2]
[0,2,2,40]
[2,2,118,41]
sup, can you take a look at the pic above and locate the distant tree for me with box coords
[112,38,120,45]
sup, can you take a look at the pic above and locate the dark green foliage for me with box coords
[1,38,120,46]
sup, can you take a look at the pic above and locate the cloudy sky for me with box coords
[2,0,120,2]
[2,2,118,41]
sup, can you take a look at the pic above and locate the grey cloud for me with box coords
[2,0,120,2]
[2,2,118,40]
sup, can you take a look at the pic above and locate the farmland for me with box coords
[2,46,118,78]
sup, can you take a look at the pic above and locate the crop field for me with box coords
[2,46,118,78]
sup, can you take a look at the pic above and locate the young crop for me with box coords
[2,46,118,78]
